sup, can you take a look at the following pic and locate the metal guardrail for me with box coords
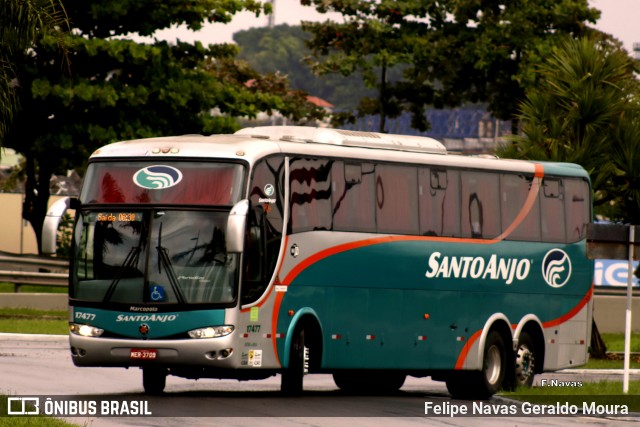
[0,270,68,287]
[0,252,68,269]
[0,251,69,291]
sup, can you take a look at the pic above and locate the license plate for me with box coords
[130,349,157,360]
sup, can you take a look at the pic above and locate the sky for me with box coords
[152,0,640,56]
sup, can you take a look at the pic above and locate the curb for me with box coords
[0,332,67,342]
[557,368,640,375]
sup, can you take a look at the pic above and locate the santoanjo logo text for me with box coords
[116,314,177,322]
[425,252,532,285]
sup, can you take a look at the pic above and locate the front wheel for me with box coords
[142,367,167,395]
[281,326,307,396]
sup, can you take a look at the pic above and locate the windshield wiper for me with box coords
[102,246,141,303]
[156,222,186,304]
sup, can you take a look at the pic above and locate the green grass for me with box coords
[0,282,67,294]
[585,358,640,369]
[0,308,68,335]
[601,332,640,353]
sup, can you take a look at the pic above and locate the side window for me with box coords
[540,178,566,243]
[242,156,285,305]
[419,168,460,237]
[289,158,333,233]
[564,178,590,243]
[461,171,500,239]
[332,161,376,232]
[500,173,541,241]
[375,164,419,235]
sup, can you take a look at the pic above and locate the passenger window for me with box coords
[375,164,419,235]
[500,173,541,241]
[540,178,566,243]
[461,171,500,239]
[564,178,590,243]
[332,162,376,232]
[290,158,333,233]
[419,168,460,237]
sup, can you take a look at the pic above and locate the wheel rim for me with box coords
[515,345,535,384]
[485,345,502,385]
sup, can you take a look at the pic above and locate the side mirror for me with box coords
[226,199,249,253]
[41,197,79,255]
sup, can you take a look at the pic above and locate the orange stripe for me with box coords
[455,329,482,369]
[270,236,289,365]
[494,164,544,241]
[282,235,495,285]
[282,163,544,286]
[271,291,285,366]
[453,284,594,369]
[542,284,594,328]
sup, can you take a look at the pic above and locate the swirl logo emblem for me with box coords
[542,249,572,288]
[133,165,183,189]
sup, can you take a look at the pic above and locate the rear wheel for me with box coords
[446,330,507,400]
[142,367,167,395]
[281,326,307,396]
[514,331,536,388]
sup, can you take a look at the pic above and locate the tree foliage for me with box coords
[302,0,601,131]
[4,0,324,253]
[234,24,374,112]
[497,36,640,224]
[1,0,70,147]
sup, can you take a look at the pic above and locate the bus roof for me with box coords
[89,126,589,179]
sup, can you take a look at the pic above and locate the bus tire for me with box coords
[514,331,536,388]
[446,330,507,399]
[142,367,167,395]
[478,330,507,397]
[281,326,306,396]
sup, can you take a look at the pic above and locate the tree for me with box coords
[302,0,601,132]
[302,1,416,132]
[233,24,374,112]
[497,36,640,224]
[1,0,70,147]
[4,0,324,253]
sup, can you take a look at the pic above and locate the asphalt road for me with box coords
[1,333,638,426]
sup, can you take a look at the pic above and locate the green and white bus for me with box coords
[43,126,593,398]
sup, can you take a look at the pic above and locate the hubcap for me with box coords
[485,345,502,385]
[515,345,535,384]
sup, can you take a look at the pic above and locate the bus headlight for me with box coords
[188,325,234,339]
[70,323,104,337]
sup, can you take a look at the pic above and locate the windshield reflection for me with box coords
[73,210,237,305]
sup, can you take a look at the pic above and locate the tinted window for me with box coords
[564,178,590,243]
[540,178,565,243]
[290,158,333,233]
[81,161,244,205]
[332,162,376,232]
[500,173,541,241]
[461,171,500,239]
[375,165,419,235]
[243,156,286,305]
[419,169,460,237]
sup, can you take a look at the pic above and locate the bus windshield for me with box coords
[72,209,238,305]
